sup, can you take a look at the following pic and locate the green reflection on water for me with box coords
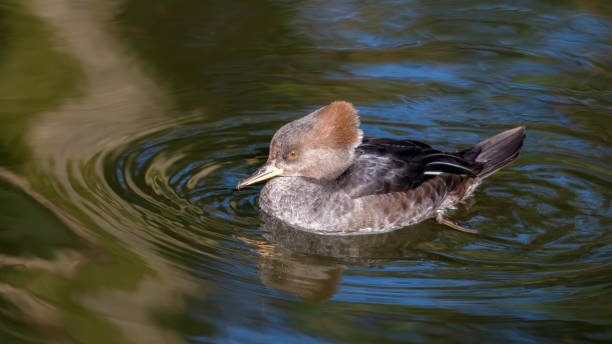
[0,2,174,343]
[0,1,81,171]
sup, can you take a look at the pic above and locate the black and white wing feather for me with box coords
[336,137,482,198]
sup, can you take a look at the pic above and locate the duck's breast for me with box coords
[259,177,356,232]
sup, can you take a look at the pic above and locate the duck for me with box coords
[236,101,525,235]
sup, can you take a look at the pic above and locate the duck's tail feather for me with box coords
[462,126,526,179]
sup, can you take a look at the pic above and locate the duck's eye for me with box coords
[288,151,298,159]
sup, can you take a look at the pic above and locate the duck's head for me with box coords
[236,101,363,189]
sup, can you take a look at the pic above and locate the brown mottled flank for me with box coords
[238,101,526,234]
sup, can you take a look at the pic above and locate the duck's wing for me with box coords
[336,137,482,198]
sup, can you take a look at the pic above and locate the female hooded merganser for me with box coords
[236,101,525,234]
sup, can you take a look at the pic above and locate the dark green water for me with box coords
[1,0,611,343]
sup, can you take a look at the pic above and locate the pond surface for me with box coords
[1,0,611,343]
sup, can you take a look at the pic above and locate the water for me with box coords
[1,0,611,343]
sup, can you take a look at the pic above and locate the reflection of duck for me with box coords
[256,247,344,303]
[237,101,525,234]
[253,213,440,302]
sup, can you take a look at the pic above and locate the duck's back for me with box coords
[335,137,482,199]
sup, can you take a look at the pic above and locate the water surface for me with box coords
[1,0,611,343]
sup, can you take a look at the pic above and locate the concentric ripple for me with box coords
[98,108,612,332]
[104,117,272,257]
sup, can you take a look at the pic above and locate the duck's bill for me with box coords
[235,163,283,190]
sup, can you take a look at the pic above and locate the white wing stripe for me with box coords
[426,161,472,172]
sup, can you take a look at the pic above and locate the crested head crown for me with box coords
[309,101,363,149]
